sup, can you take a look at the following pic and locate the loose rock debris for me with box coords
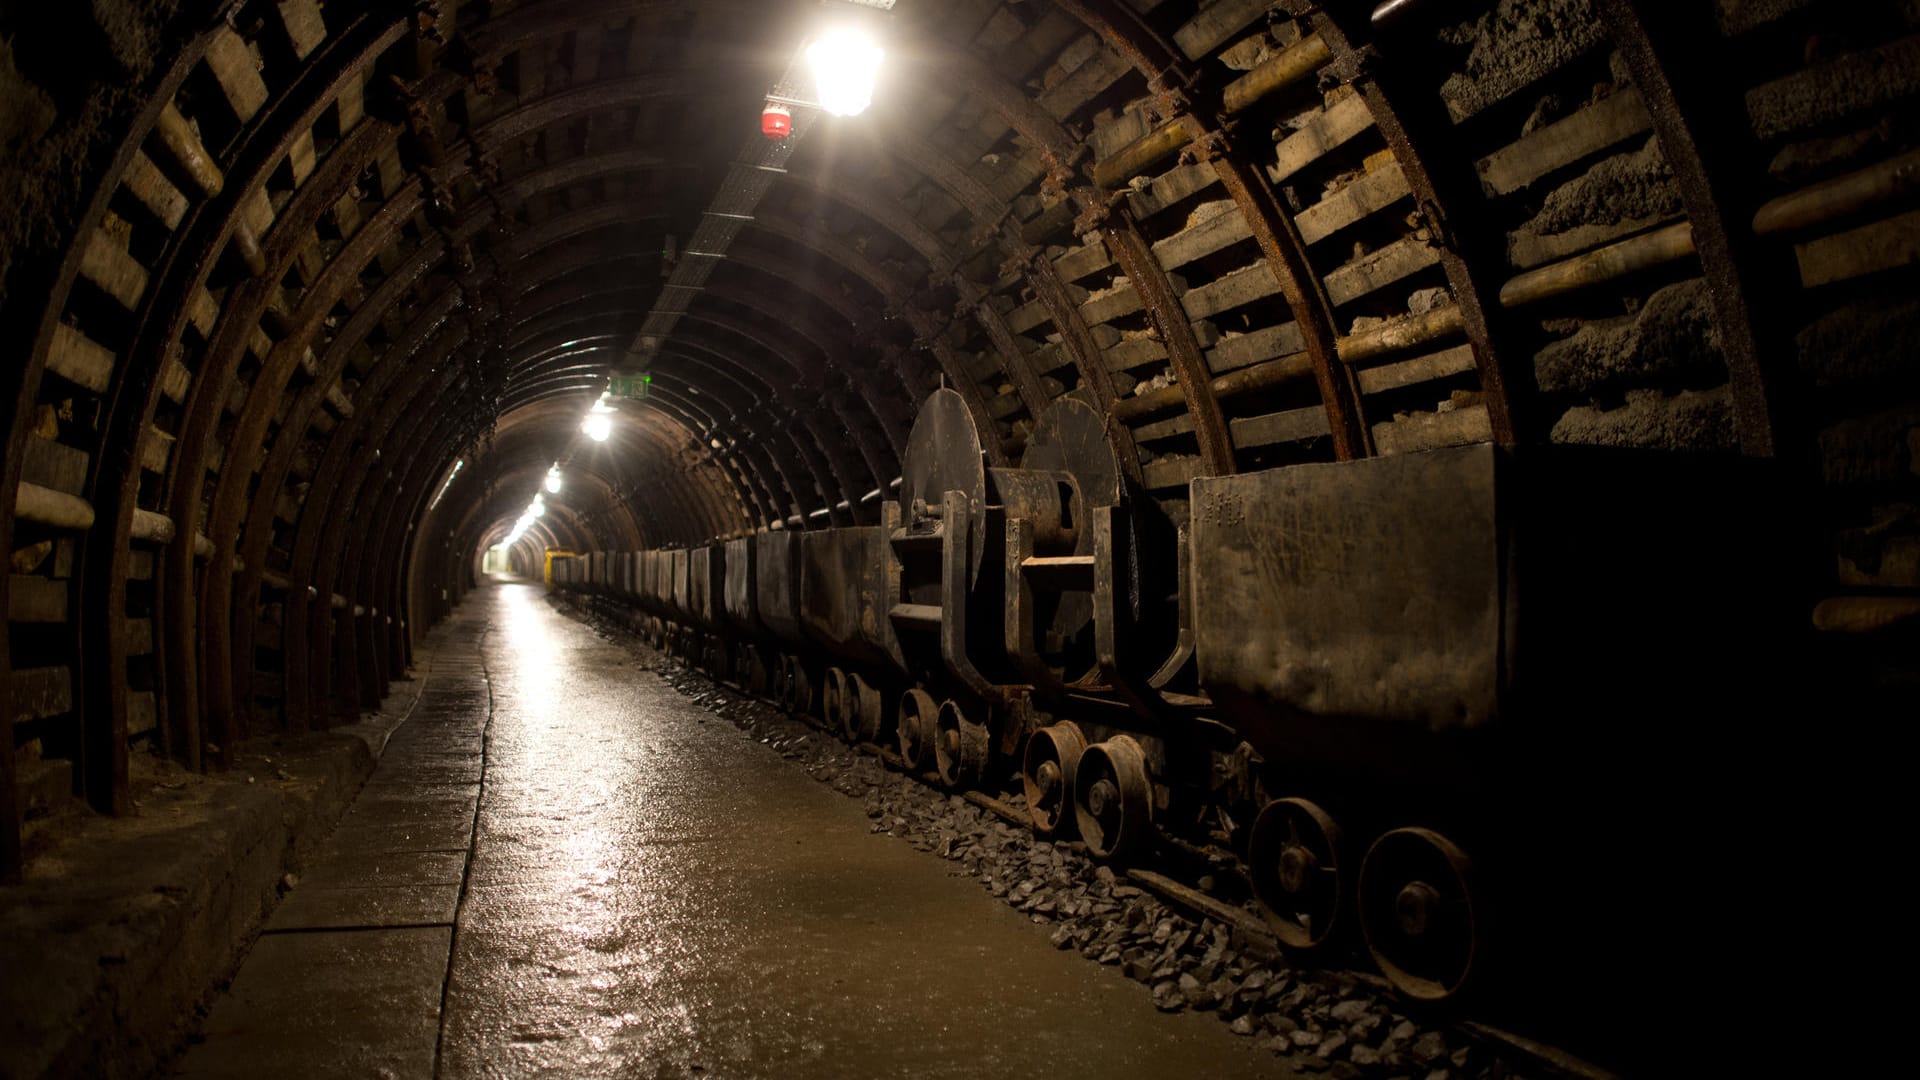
[558,594,1547,1080]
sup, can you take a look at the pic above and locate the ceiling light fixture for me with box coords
[806,27,884,117]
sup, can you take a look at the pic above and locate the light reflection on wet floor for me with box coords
[184,582,1288,1079]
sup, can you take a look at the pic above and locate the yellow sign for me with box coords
[542,548,576,588]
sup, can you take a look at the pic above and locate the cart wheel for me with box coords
[847,671,886,744]
[1074,736,1152,861]
[1357,827,1481,1002]
[933,698,989,790]
[786,658,814,717]
[1249,797,1346,950]
[896,688,938,771]
[1021,722,1087,838]
[822,667,849,737]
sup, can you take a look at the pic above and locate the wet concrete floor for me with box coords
[177,582,1286,1078]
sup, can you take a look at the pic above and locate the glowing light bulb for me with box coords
[807,28,883,117]
[545,469,563,494]
[583,413,612,442]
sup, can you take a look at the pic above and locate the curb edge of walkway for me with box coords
[0,656,438,1080]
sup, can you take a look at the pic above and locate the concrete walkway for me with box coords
[176,582,1281,1078]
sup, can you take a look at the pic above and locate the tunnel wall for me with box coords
[2,0,1917,880]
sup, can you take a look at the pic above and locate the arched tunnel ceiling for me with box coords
[407,0,1043,553]
[2,0,1918,868]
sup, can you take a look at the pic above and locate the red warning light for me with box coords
[761,103,793,141]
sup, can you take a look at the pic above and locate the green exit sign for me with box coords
[609,374,651,399]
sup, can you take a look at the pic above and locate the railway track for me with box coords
[562,585,1623,1080]
[0,8,1912,1075]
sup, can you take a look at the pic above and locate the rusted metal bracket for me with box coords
[1025,253,1146,488]
[1051,0,1188,82]
[1100,209,1236,476]
[1593,0,1789,458]
[1307,8,1536,445]
[1180,115,1371,460]
[36,27,241,825]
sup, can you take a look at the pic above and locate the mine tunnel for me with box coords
[1,0,1915,1076]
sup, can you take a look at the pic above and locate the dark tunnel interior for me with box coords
[1,1,1916,1077]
